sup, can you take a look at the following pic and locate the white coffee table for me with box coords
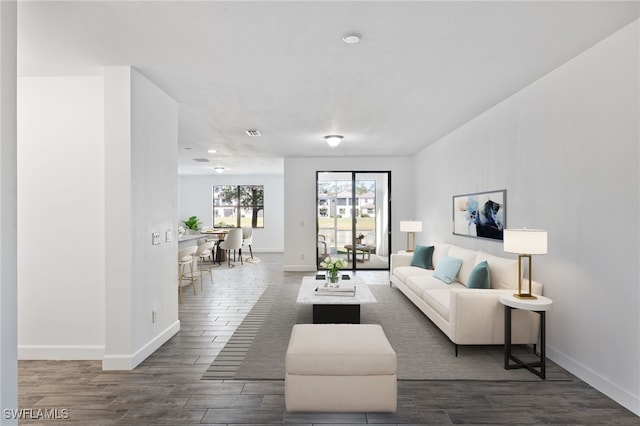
[296,276,377,324]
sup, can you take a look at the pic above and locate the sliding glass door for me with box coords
[316,171,391,271]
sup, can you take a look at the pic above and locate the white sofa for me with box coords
[390,243,542,355]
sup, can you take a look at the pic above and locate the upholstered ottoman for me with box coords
[285,324,397,412]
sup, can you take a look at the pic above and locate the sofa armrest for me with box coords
[449,288,504,340]
[531,280,543,296]
[390,253,413,272]
[448,288,539,345]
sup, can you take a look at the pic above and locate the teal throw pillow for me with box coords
[411,245,434,269]
[433,256,463,284]
[467,261,491,289]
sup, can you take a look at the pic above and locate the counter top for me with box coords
[178,234,202,244]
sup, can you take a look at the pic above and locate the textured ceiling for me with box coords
[17,1,639,175]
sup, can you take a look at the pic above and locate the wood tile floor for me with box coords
[17,253,638,425]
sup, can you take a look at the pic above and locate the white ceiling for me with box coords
[17,1,639,175]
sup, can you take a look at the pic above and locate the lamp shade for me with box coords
[400,220,422,233]
[503,228,548,254]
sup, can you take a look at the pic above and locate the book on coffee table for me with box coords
[316,284,355,292]
[315,284,356,296]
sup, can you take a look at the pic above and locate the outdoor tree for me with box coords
[317,181,337,197]
[216,185,264,227]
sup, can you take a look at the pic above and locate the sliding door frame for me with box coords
[316,170,391,272]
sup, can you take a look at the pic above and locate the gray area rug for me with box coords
[207,281,571,381]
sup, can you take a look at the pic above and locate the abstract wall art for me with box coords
[453,190,506,241]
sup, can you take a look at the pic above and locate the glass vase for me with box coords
[326,271,341,288]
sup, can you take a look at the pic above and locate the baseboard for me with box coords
[18,345,104,360]
[102,320,180,370]
[252,248,283,253]
[547,345,640,416]
[283,265,317,272]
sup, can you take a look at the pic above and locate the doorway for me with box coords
[316,171,391,271]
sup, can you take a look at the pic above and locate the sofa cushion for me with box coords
[431,243,452,268]
[405,272,451,295]
[467,260,491,289]
[393,266,431,284]
[422,289,450,321]
[476,251,519,289]
[410,245,434,269]
[433,256,463,284]
[448,245,479,286]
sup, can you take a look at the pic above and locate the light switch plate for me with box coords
[152,233,160,245]
[165,230,172,243]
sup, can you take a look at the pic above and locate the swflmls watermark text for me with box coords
[3,408,69,420]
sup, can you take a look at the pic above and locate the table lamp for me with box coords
[400,220,422,252]
[503,228,548,299]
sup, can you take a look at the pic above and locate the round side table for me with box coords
[499,294,553,379]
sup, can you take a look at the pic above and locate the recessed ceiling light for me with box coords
[214,167,225,174]
[324,135,344,147]
[184,147,192,150]
[193,158,209,162]
[245,129,261,137]
[342,33,361,44]
[208,149,217,154]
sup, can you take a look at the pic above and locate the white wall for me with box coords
[104,66,179,370]
[104,67,132,365]
[414,21,639,414]
[17,76,105,359]
[130,69,179,354]
[0,1,18,422]
[283,157,414,271]
[179,174,284,252]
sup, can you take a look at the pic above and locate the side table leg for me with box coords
[540,310,546,379]
[504,305,512,370]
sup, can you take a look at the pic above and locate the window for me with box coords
[213,185,264,228]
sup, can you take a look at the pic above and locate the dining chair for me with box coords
[195,240,215,289]
[242,226,254,259]
[219,228,243,267]
[178,245,198,303]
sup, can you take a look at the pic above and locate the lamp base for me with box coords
[513,293,537,300]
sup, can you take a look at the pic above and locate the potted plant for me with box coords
[355,233,365,244]
[182,216,203,234]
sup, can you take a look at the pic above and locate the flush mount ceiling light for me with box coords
[207,149,217,154]
[214,167,225,174]
[342,33,361,44]
[324,135,344,147]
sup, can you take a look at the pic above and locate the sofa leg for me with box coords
[455,344,458,357]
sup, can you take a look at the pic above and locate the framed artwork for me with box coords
[453,190,506,241]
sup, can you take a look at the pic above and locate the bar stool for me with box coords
[195,240,216,289]
[178,246,197,304]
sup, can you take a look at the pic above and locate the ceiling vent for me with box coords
[245,129,261,137]
[193,158,210,162]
